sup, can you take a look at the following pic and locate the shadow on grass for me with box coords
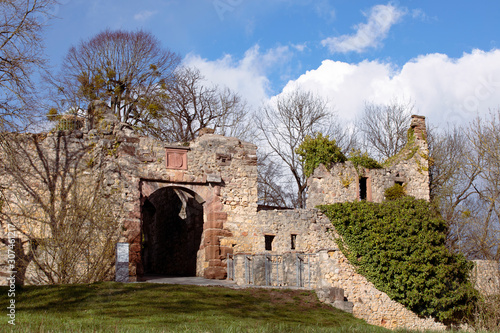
[0,282,384,331]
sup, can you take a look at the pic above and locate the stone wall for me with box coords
[0,106,259,281]
[307,115,430,208]
[472,260,500,296]
[0,112,482,330]
[227,206,446,330]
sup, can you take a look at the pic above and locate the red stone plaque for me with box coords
[165,148,188,170]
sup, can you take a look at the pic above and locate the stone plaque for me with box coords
[165,147,188,170]
[116,242,129,282]
[206,173,222,183]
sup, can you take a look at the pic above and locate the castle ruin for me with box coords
[0,110,485,330]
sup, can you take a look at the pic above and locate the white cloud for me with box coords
[181,45,500,128]
[134,10,157,21]
[182,45,293,109]
[321,3,406,54]
[279,49,500,126]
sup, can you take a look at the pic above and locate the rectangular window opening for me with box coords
[291,234,297,250]
[265,235,275,251]
[359,177,368,200]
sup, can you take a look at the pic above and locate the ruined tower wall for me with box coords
[306,115,430,208]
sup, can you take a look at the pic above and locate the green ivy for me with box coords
[296,133,346,177]
[319,197,477,325]
[348,150,382,171]
[384,183,406,200]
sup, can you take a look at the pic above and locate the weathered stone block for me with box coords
[219,246,233,259]
[207,212,227,222]
[204,220,224,230]
[205,245,220,260]
[204,266,227,280]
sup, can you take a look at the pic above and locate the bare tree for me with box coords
[256,89,335,208]
[462,111,500,260]
[257,152,294,208]
[0,133,121,285]
[48,29,180,134]
[428,126,479,252]
[358,99,414,161]
[0,0,56,130]
[429,111,500,261]
[154,67,251,142]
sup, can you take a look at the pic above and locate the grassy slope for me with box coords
[0,282,389,333]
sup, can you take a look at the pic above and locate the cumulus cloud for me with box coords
[183,45,293,109]
[182,44,500,127]
[321,3,406,54]
[279,49,500,126]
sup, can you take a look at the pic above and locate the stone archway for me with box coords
[141,187,204,276]
[135,180,231,280]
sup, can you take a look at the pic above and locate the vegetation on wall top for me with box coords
[348,150,382,171]
[319,197,477,325]
[296,132,346,178]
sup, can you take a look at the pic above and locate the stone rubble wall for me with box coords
[229,207,446,330]
[472,260,500,296]
[306,115,430,208]
[0,113,480,330]
[319,249,445,330]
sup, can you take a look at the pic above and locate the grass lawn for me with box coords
[0,282,392,332]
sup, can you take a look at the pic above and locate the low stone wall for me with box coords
[229,207,446,330]
[472,260,500,296]
[319,249,445,330]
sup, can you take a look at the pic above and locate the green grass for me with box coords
[0,282,392,332]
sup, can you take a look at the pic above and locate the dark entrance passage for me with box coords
[142,187,204,276]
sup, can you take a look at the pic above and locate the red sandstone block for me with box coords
[219,229,233,237]
[123,219,138,229]
[208,259,224,267]
[207,212,227,222]
[204,220,224,230]
[129,243,141,254]
[204,267,227,280]
[126,229,141,243]
[206,199,223,212]
[125,137,140,144]
[204,234,220,246]
[205,245,220,260]
[219,246,233,259]
[128,207,141,219]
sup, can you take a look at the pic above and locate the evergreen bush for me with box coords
[319,197,477,325]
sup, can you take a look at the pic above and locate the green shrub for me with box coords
[384,183,406,200]
[296,133,346,177]
[319,197,477,325]
[348,150,382,170]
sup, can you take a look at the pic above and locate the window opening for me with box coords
[265,235,275,251]
[359,177,368,200]
[291,234,297,250]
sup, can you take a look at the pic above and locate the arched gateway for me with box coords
[115,133,258,281]
[138,181,230,279]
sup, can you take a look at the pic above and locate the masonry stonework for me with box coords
[0,111,485,330]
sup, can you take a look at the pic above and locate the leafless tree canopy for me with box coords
[257,151,295,208]
[153,66,251,142]
[0,0,56,130]
[358,99,414,161]
[430,111,500,262]
[0,134,121,285]
[49,29,181,133]
[256,89,335,208]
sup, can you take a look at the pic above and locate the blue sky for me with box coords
[43,0,500,126]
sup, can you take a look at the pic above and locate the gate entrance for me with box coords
[141,187,204,276]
